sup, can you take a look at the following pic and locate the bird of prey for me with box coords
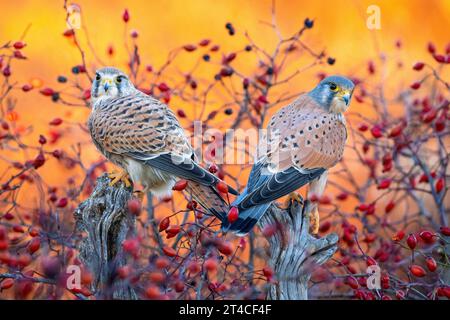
[88,67,238,215]
[222,75,355,235]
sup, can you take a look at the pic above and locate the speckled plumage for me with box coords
[88,67,237,215]
[224,76,355,235]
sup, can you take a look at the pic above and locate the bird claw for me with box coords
[108,170,132,188]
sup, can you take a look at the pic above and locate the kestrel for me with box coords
[222,76,355,235]
[88,67,238,216]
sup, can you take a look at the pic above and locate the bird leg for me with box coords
[309,206,320,235]
[308,170,328,235]
[108,169,132,188]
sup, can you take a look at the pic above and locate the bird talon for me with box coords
[108,169,132,188]
[288,192,303,204]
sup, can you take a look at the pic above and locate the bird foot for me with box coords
[108,169,132,188]
[277,192,303,210]
[309,207,320,235]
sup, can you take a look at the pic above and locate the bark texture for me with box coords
[75,175,337,300]
[74,174,137,299]
[258,199,338,300]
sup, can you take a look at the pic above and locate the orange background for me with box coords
[1,0,449,210]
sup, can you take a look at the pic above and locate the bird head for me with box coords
[308,75,355,113]
[91,67,135,102]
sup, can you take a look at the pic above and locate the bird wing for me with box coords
[89,92,238,195]
[236,94,346,208]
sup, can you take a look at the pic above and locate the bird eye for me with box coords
[95,73,101,81]
[115,76,123,84]
[329,82,338,91]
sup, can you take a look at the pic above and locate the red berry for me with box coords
[425,257,437,272]
[385,201,395,213]
[38,135,47,145]
[217,241,233,256]
[358,123,368,132]
[158,82,170,92]
[117,265,132,279]
[433,54,445,63]
[0,278,14,290]
[216,181,229,193]
[262,266,274,279]
[159,217,170,232]
[410,82,421,90]
[166,225,181,236]
[406,233,417,249]
[149,271,165,284]
[427,42,436,54]
[388,124,403,138]
[319,221,331,233]
[28,237,40,254]
[227,207,239,223]
[56,197,68,208]
[409,265,426,277]
[22,84,33,92]
[177,109,186,118]
[183,44,197,52]
[13,41,26,49]
[33,152,46,169]
[396,290,405,300]
[392,230,405,241]
[40,88,55,96]
[187,261,201,274]
[145,286,161,299]
[440,226,450,236]
[419,230,434,244]
[174,280,185,293]
[162,246,176,257]
[204,258,218,272]
[152,257,169,270]
[377,178,391,190]
[370,126,383,138]
[346,276,359,289]
[122,9,130,23]
[122,238,139,255]
[412,62,425,71]
[127,199,141,216]
[208,164,218,173]
[435,178,444,193]
[49,118,63,126]
[421,108,437,123]
[172,180,188,191]
[199,39,210,46]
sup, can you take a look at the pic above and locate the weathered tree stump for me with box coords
[75,175,337,300]
[258,199,338,300]
[74,174,137,299]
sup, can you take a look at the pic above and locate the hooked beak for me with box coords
[340,90,351,106]
[101,79,112,92]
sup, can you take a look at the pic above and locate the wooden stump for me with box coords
[74,175,337,300]
[258,199,338,300]
[74,174,137,299]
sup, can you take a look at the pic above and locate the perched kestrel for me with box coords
[222,76,355,235]
[88,67,237,215]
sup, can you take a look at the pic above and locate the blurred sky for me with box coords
[1,0,449,194]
